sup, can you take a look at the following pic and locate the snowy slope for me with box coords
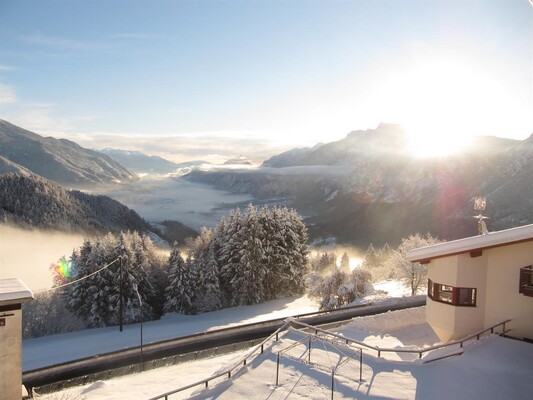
[38,307,533,400]
[23,295,318,371]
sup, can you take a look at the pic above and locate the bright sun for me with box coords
[375,57,507,158]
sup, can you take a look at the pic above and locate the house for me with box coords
[406,223,533,342]
[0,278,33,399]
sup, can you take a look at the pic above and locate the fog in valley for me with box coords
[0,225,84,291]
[95,175,255,230]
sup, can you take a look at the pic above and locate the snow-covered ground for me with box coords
[24,280,413,371]
[37,307,533,400]
[23,295,318,371]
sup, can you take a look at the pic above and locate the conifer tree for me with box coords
[340,251,350,273]
[164,246,195,314]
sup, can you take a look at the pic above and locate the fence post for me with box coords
[276,353,280,386]
[308,336,312,363]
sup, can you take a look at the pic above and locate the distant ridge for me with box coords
[98,148,179,174]
[0,120,137,186]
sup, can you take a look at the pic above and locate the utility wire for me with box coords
[34,258,119,294]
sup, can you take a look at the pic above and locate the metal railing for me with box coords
[147,317,510,400]
[147,321,291,400]
[288,318,511,359]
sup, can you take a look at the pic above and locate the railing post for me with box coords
[359,349,363,382]
[261,344,264,354]
[308,336,312,363]
[331,371,335,400]
[378,350,381,358]
[276,353,280,386]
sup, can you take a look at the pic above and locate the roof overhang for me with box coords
[407,223,533,263]
[0,278,34,307]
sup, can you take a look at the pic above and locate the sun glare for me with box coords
[372,56,508,158]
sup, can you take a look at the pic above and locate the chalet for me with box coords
[407,223,533,342]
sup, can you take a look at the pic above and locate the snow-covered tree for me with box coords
[164,246,195,314]
[310,252,336,274]
[387,233,441,295]
[309,267,372,310]
[231,204,266,305]
[340,252,350,273]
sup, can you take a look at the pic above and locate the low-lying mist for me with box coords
[0,225,84,291]
[309,245,366,271]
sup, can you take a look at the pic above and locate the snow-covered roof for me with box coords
[0,278,34,306]
[407,223,533,263]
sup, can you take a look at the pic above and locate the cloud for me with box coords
[21,33,108,51]
[0,65,13,72]
[0,83,17,104]
[52,131,295,165]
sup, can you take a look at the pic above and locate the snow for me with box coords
[348,279,414,307]
[37,307,533,400]
[23,295,318,371]
[407,222,533,262]
[0,278,33,304]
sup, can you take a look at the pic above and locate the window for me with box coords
[457,288,476,306]
[437,284,454,303]
[427,279,477,307]
[519,266,533,297]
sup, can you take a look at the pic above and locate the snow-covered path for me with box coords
[36,307,533,400]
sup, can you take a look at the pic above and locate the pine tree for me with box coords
[340,252,350,273]
[231,204,266,305]
[220,208,243,305]
[164,246,195,314]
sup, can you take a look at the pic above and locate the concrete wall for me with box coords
[0,306,23,400]
[484,242,533,340]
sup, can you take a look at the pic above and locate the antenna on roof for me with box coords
[473,196,489,235]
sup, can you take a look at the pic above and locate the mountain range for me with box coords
[185,124,533,246]
[1,119,531,248]
[0,120,137,186]
[97,148,181,174]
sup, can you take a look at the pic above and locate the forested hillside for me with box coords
[0,173,154,235]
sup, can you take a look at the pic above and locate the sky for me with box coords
[0,0,532,163]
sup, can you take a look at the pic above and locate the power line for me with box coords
[35,258,119,294]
